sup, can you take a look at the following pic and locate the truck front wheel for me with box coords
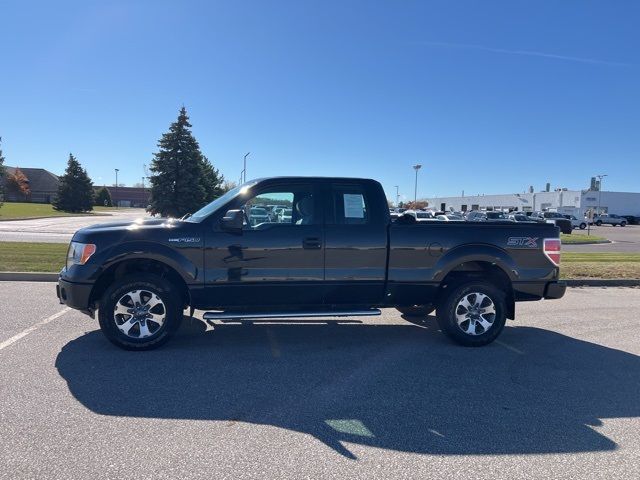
[436,282,507,347]
[98,274,183,350]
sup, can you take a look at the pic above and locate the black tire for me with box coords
[98,274,183,350]
[579,223,586,230]
[621,221,627,227]
[396,304,435,317]
[595,220,603,226]
[436,282,507,347]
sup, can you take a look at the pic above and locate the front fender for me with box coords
[432,243,518,282]
[101,241,200,283]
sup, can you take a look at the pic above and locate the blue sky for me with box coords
[1,1,638,202]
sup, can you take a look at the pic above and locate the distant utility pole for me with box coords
[394,185,399,206]
[242,152,250,183]
[114,168,119,209]
[141,177,145,189]
[596,173,608,215]
[412,164,422,203]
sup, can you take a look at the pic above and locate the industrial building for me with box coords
[426,184,640,218]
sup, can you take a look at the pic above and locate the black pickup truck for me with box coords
[57,177,565,350]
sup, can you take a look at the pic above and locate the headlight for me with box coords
[66,242,96,269]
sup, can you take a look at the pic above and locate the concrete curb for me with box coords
[1,272,639,287]
[0,272,59,282]
[564,279,640,287]
[562,240,611,245]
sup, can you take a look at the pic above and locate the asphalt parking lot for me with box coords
[565,224,640,253]
[1,283,639,479]
[0,209,148,243]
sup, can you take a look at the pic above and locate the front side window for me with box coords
[240,187,316,229]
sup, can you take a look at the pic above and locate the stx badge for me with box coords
[507,237,539,248]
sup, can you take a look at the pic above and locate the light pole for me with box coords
[394,185,399,207]
[412,164,422,203]
[596,174,608,215]
[114,168,119,209]
[242,152,250,183]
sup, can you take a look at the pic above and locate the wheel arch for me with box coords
[433,246,516,319]
[89,256,191,310]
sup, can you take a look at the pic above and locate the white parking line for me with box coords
[0,307,71,351]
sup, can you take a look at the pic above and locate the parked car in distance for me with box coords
[621,215,639,225]
[278,208,293,223]
[467,211,514,223]
[248,206,270,226]
[404,209,435,222]
[436,214,464,221]
[529,212,572,234]
[562,214,587,230]
[594,213,628,227]
[508,213,533,222]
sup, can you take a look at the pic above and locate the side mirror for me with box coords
[221,209,244,233]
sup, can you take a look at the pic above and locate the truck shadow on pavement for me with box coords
[55,316,640,459]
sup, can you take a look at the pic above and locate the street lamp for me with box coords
[242,152,250,183]
[114,168,119,209]
[394,185,400,207]
[596,174,608,215]
[412,164,422,203]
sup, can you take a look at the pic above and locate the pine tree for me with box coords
[200,155,224,203]
[149,107,209,217]
[95,186,112,207]
[0,137,5,208]
[53,154,94,212]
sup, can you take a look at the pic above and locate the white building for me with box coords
[425,190,640,217]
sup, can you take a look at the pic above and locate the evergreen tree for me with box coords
[95,186,112,207]
[200,155,224,203]
[53,154,94,212]
[149,107,208,217]
[0,137,5,208]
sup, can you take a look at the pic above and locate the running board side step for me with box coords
[203,309,381,321]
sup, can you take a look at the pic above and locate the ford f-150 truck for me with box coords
[57,177,566,350]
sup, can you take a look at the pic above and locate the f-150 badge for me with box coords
[507,237,538,247]
[168,237,201,243]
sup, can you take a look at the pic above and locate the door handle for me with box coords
[303,237,321,249]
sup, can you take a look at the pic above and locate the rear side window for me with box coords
[331,186,369,225]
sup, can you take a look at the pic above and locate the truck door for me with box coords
[323,182,388,305]
[203,182,324,307]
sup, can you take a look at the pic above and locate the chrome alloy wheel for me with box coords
[454,292,496,336]
[113,289,166,339]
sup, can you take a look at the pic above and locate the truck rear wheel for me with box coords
[396,304,435,317]
[436,282,507,347]
[98,274,182,350]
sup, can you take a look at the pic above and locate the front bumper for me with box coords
[544,281,566,299]
[57,277,94,316]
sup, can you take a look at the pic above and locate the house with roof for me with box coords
[2,166,60,203]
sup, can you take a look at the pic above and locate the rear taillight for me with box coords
[544,238,561,266]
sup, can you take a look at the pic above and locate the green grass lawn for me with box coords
[560,252,640,279]
[561,233,608,244]
[0,242,68,272]
[0,202,96,220]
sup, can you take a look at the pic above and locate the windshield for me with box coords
[186,183,253,222]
